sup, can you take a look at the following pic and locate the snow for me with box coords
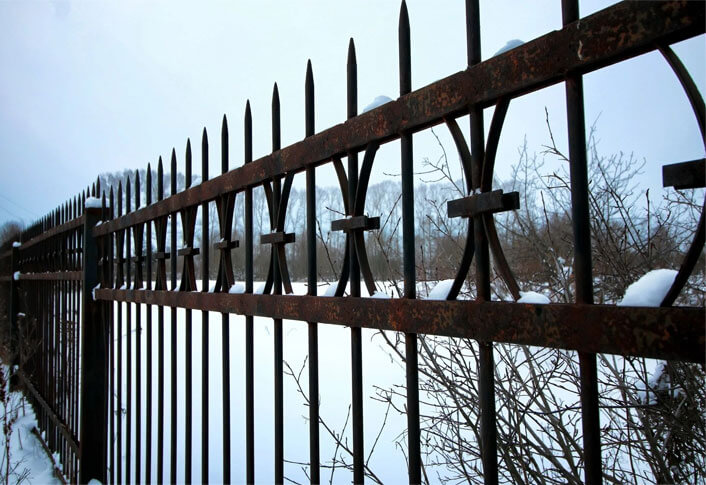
[426,279,454,300]
[323,284,339,297]
[228,282,245,294]
[518,291,551,304]
[370,290,390,299]
[12,241,21,248]
[13,271,20,281]
[119,283,128,290]
[493,39,524,56]
[637,361,670,404]
[0,365,61,484]
[254,283,266,294]
[88,480,103,485]
[17,313,25,318]
[92,283,101,301]
[85,196,102,209]
[362,95,393,113]
[617,269,677,307]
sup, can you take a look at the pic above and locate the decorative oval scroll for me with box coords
[658,44,706,307]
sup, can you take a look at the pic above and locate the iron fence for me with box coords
[2,1,704,484]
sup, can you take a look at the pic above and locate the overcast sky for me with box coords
[0,1,703,228]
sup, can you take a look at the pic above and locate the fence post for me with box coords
[79,205,107,484]
[9,245,19,365]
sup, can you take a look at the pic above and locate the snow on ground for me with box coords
[426,279,454,300]
[111,282,407,484]
[617,269,677,306]
[0,366,60,484]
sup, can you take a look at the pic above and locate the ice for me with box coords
[617,269,677,307]
[493,39,525,56]
[518,291,551,304]
[229,282,245,294]
[12,241,21,248]
[426,279,454,300]
[85,196,102,209]
[363,95,393,113]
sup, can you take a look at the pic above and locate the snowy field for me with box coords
[0,365,61,484]
[112,281,410,484]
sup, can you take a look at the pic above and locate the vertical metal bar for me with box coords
[347,37,364,485]
[274,81,285,485]
[561,2,601,484]
[221,116,232,485]
[304,63,321,485]
[399,4,421,483]
[201,128,210,484]
[244,101,255,485]
[109,187,115,485]
[466,2,498,483]
[126,176,133,484]
[135,171,142,485]
[116,184,123,485]
[185,140,194,485]
[78,204,108,484]
[170,149,178,484]
[157,158,166,485]
[146,165,153,485]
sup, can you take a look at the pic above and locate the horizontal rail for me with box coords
[17,271,83,281]
[94,289,705,363]
[17,370,80,455]
[19,216,85,251]
[93,0,705,237]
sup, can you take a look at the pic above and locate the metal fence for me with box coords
[1,1,704,484]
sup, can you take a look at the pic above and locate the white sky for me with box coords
[0,0,703,227]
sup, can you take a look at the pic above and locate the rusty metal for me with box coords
[92,1,706,240]
[4,3,706,484]
[91,289,704,363]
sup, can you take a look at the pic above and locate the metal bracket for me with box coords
[662,159,705,190]
[330,215,380,233]
[447,189,520,219]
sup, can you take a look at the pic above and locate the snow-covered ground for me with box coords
[112,281,409,484]
[0,366,61,484]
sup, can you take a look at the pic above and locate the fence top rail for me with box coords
[18,215,85,252]
[92,0,705,238]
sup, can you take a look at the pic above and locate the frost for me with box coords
[518,291,551,304]
[363,95,393,113]
[92,283,101,301]
[229,283,245,294]
[493,39,524,56]
[618,269,677,307]
[13,271,20,281]
[427,279,454,300]
[12,241,20,248]
[85,196,102,209]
